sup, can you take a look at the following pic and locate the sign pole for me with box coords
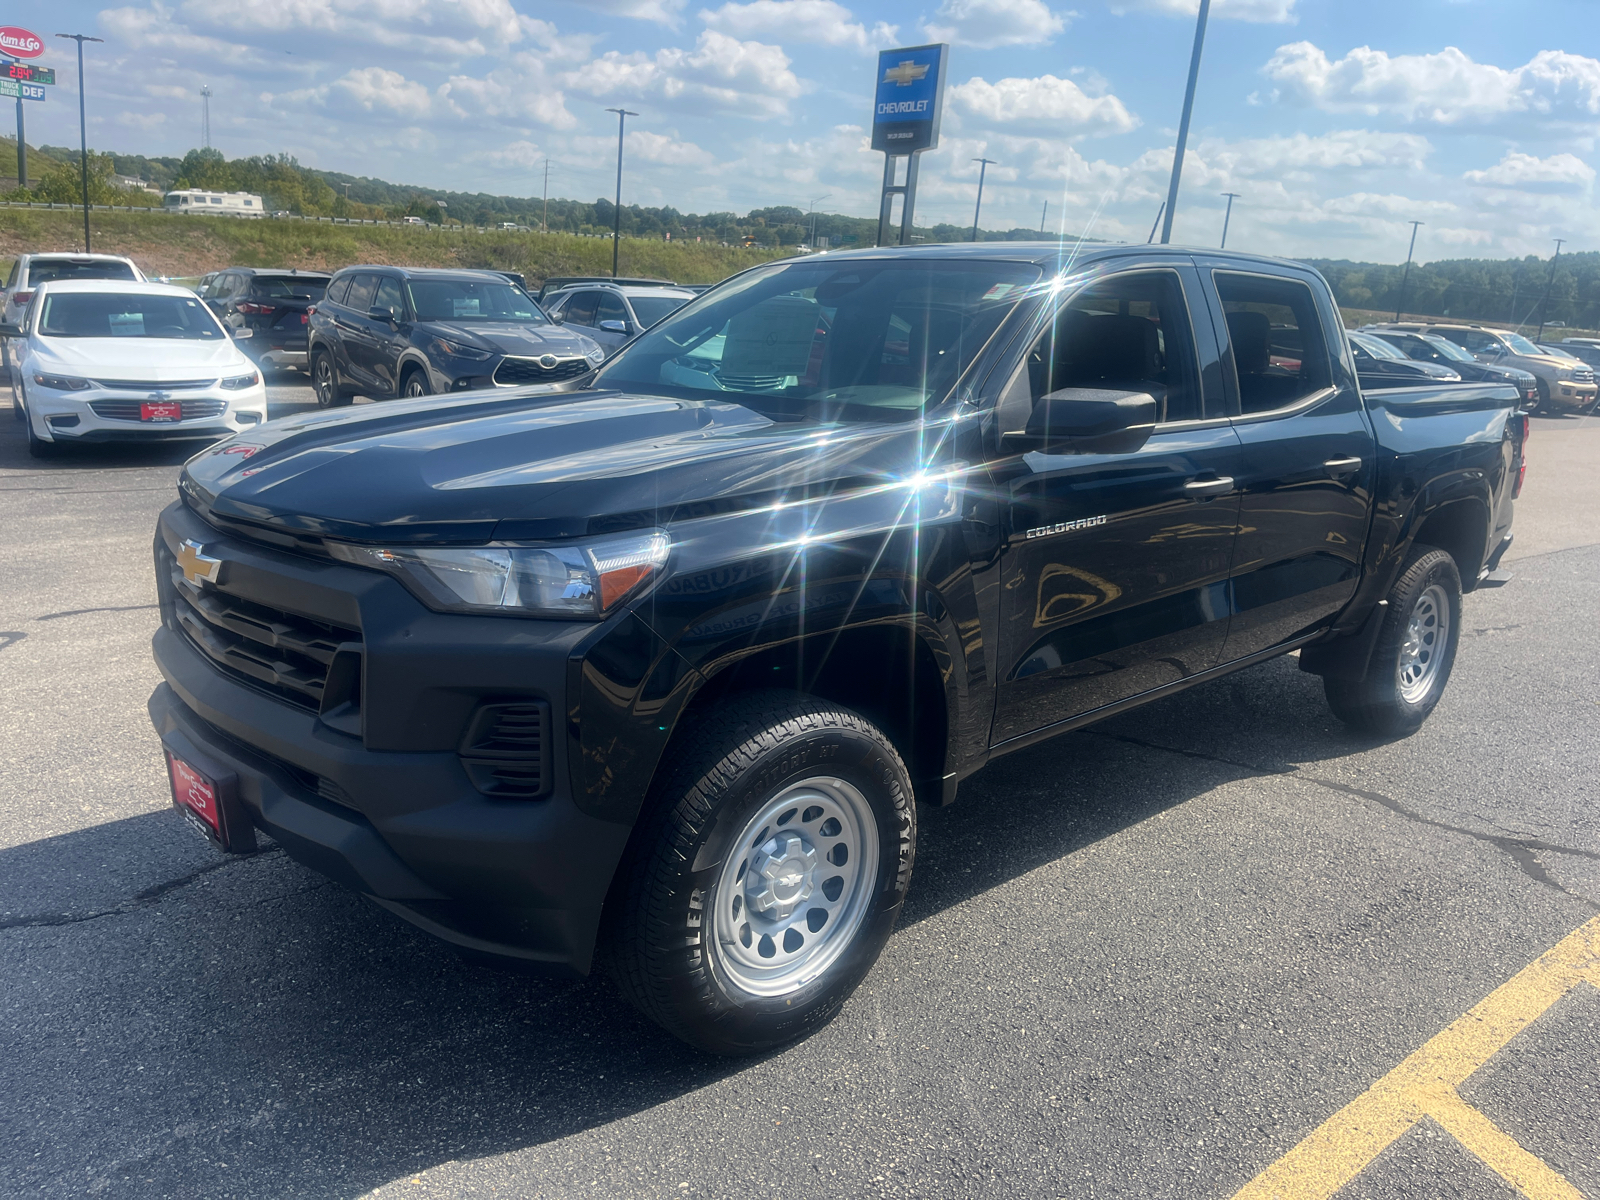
[14,93,23,189]
[870,44,947,249]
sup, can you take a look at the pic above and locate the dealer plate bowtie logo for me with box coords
[883,60,928,86]
[176,539,223,586]
[538,354,559,369]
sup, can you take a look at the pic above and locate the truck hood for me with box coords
[181,389,925,543]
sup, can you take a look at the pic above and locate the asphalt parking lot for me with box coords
[2,381,1597,1200]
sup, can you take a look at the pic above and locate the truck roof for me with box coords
[803,242,1320,272]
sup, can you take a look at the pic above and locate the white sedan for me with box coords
[7,279,268,459]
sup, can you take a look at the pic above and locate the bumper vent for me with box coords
[492,356,591,387]
[165,551,361,712]
[459,701,551,799]
[92,399,228,421]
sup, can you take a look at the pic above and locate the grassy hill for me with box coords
[0,207,789,285]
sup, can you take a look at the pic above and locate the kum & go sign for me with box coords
[0,27,44,58]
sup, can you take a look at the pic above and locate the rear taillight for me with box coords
[237,301,273,315]
[13,290,33,306]
[300,313,309,325]
[1513,413,1530,499]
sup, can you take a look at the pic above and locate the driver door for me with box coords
[991,264,1242,747]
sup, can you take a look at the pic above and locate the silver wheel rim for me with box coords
[710,776,880,999]
[1398,583,1450,703]
[315,360,332,403]
[405,375,426,397]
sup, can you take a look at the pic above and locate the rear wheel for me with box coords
[1325,545,1461,737]
[608,692,915,1055]
[311,352,353,408]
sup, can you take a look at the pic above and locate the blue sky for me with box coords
[13,0,1599,261]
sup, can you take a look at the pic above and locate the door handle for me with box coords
[1323,456,1363,477]
[1184,476,1235,496]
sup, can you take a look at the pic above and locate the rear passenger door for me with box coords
[991,263,1243,745]
[336,273,382,391]
[1195,263,1377,661]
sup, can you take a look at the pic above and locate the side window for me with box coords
[5,260,18,289]
[564,291,600,326]
[596,292,628,326]
[1214,272,1332,415]
[326,275,353,307]
[545,294,568,319]
[373,276,404,317]
[997,270,1203,430]
[1440,329,1493,354]
[344,274,379,313]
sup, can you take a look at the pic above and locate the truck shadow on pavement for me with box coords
[1,657,1368,1198]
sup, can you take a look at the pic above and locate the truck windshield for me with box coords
[36,292,226,340]
[1501,332,1544,356]
[592,259,1042,422]
[1352,332,1406,360]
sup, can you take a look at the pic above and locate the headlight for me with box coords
[583,341,605,364]
[327,529,670,618]
[430,337,494,361]
[220,371,260,390]
[33,373,90,391]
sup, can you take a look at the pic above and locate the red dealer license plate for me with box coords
[141,401,182,422]
[167,752,222,839]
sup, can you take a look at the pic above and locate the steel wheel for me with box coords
[1397,583,1449,703]
[710,775,880,999]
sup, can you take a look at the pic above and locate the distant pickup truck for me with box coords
[148,245,1527,1055]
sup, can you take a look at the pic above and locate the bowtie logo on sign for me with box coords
[882,60,929,87]
[0,27,45,58]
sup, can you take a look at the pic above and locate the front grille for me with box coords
[458,701,551,798]
[492,356,591,387]
[168,558,360,711]
[716,371,789,391]
[1571,368,1595,384]
[92,377,217,391]
[92,399,228,421]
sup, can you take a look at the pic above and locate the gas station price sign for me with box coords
[5,62,53,85]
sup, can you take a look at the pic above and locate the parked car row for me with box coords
[1358,321,1598,413]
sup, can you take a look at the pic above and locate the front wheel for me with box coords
[400,367,430,399]
[1325,545,1462,737]
[607,692,916,1055]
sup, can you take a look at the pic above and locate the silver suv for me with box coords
[1370,322,1597,413]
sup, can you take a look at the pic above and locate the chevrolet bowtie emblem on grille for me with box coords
[176,539,223,586]
[883,60,929,86]
[538,353,558,369]
[148,391,172,401]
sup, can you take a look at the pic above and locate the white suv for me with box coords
[3,253,145,328]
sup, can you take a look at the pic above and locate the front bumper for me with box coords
[29,385,268,443]
[146,501,637,973]
[1552,381,1598,408]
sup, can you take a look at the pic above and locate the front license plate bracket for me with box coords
[161,733,256,855]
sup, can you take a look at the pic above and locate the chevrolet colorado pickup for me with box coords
[148,245,1527,1054]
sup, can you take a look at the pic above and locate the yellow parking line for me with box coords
[1231,916,1600,1200]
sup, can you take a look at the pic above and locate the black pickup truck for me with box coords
[148,245,1527,1054]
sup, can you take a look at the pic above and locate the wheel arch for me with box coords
[1407,495,1491,594]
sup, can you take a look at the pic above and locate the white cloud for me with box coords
[567,30,803,119]
[950,74,1139,136]
[1463,151,1596,191]
[699,0,896,51]
[335,67,434,117]
[174,0,523,59]
[576,0,688,25]
[438,58,579,129]
[627,130,719,167]
[1109,0,1296,22]
[923,0,1067,49]
[100,2,264,67]
[1197,130,1432,178]
[1262,43,1600,125]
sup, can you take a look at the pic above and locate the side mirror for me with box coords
[368,306,399,325]
[0,322,22,338]
[1007,388,1158,455]
[230,327,253,340]
[597,319,629,335]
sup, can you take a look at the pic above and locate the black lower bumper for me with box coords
[149,627,635,974]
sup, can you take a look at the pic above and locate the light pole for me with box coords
[807,193,831,249]
[1393,220,1424,322]
[1160,0,1210,244]
[970,158,996,242]
[57,33,103,254]
[201,84,211,149]
[1220,191,1240,249]
[542,158,550,233]
[1537,239,1565,342]
[605,107,638,278]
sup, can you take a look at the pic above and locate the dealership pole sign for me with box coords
[870,43,946,247]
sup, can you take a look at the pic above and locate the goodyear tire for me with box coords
[1325,545,1461,737]
[608,692,915,1055]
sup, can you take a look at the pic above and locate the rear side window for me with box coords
[27,259,139,286]
[596,292,628,325]
[1214,272,1332,415]
[344,274,379,312]
[1438,328,1497,354]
